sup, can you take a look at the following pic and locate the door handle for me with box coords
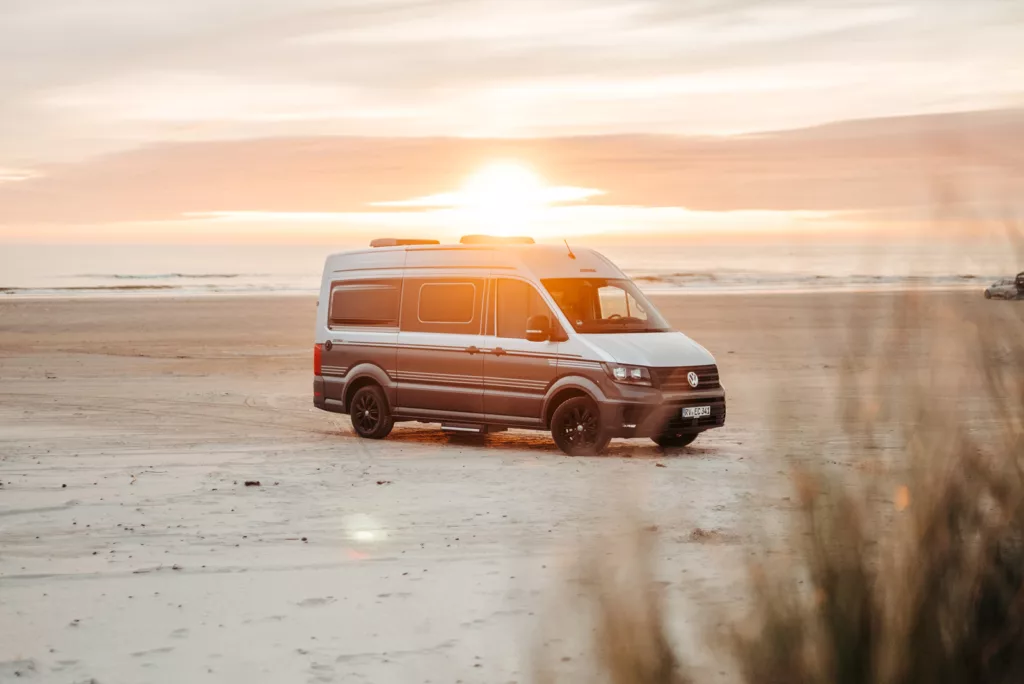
[466,345,480,355]
[493,347,506,356]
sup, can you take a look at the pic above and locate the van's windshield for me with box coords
[541,278,671,334]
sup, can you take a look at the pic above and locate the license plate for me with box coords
[682,406,711,419]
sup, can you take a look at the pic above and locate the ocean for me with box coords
[0,241,1018,298]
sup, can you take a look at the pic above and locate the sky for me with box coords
[1,0,1022,244]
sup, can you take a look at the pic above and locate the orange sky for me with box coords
[1,0,1022,244]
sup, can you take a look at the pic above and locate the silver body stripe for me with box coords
[553,360,603,370]
[390,371,547,390]
[330,339,587,361]
[321,365,348,378]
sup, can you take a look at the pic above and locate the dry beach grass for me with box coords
[552,265,1024,684]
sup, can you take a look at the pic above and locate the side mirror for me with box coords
[525,314,551,342]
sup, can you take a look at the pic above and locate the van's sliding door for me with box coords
[395,277,486,418]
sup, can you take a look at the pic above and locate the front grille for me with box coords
[652,364,720,391]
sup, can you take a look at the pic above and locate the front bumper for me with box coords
[600,389,727,438]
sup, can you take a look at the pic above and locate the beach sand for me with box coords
[0,291,992,682]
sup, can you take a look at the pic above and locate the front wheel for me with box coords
[551,396,610,456]
[349,385,394,439]
[653,433,698,449]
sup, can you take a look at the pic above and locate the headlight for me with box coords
[603,363,652,386]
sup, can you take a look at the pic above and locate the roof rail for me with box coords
[459,235,535,245]
[369,238,441,248]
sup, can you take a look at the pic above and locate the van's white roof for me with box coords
[325,243,626,281]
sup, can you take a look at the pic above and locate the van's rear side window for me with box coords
[329,279,401,328]
[418,282,476,323]
[401,278,484,334]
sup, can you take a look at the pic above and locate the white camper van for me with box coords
[313,236,725,455]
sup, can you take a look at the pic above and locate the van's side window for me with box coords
[401,278,484,334]
[496,278,554,339]
[329,279,402,328]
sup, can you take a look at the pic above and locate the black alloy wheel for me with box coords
[349,385,394,439]
[551,396,610,456]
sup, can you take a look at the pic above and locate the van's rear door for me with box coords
[321,278,401,407]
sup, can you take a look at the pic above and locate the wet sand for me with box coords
[0,291,986,682]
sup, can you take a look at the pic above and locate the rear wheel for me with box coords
[349,385,394,439]
[551,396,610,456]
[653,433,698,449]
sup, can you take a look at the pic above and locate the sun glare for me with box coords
[368,160,606,239]
[461,162,546,235]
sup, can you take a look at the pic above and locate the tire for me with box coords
[653,433,698,449]
[984,290,992,299]
[551,396,610,456]
[349,385,394,439]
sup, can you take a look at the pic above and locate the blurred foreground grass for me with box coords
[539,264,1024,683]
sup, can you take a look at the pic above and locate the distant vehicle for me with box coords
[312,235,726,455]
[984,272,1024,300]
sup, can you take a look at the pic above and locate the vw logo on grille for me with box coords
[687,371,699,388]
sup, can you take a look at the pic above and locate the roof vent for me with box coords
[459,235,535,245]
[370,238,441,248]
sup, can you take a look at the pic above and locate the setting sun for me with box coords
[370,160,605,238]
[461,162,545,234]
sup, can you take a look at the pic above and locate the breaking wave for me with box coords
[629,270,990,293]
[76,273,254,280]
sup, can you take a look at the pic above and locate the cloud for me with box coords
[0,109,1020,229]
[371,188,605,208]
[0,169,39,183]
[2,0,1023,164]
[41,73,424,124]
[295,0,913,49]
[182,204,841,243]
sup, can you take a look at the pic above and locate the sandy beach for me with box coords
[0,290,993,683]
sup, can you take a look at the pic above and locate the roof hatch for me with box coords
[459,235,535,245]
[369,238,441,248]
